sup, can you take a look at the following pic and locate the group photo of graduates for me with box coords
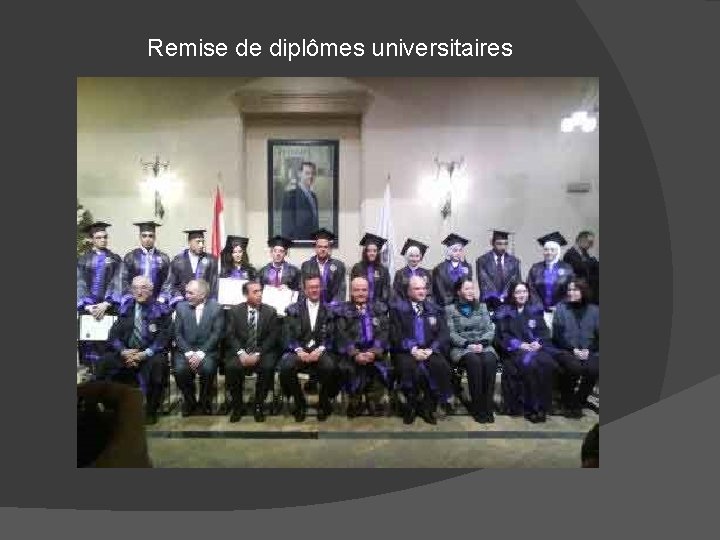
[78,221,599,427]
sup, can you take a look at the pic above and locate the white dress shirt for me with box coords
[189,251,200,274]
[307,299,320,330]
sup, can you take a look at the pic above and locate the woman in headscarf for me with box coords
[393,238,432,301]
[527,231,574,313]
[350,233,391,304]
[445,277,499,423]
[495,281,557,423]
[552,277,599,418]
[432,233,473,306]
[220,235,256,281]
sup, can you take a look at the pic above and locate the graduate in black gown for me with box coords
[393,238,432,301]
[350,233,392,304]
[121,221,171,310]
[495,281,558,423]
[77,221,123,367]
[551,278,599,417]
[165,229,219,307]
[432,233,473,307]
[527,232,574,313]
[563,231,600,304]
[476,230,522,311]
[336,276,391,418]
[257,235,301,292]
[219,235,256,281]
[300,228,346,306]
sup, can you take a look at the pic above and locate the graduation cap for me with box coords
[267,235,293,250]
[537,231,568,247]
[183,229,206,241]
[84,221,111,236]
[441,233,469,247]
[133,221,161,233]
[491,229,511,242]
[224,235,249,250]
[400,238,428,257]
[359,233,387,249]
[311,228,336,243]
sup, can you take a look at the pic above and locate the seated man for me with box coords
[336,276,391,418]
[390,275,452,425]
[279,274,338,422]
[172,279,224,416]
[96,276,171,425]
[225,280,281,423]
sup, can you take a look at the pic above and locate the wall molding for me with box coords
[234,90,371,116]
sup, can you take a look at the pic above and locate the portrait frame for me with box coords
[267,139,340,247]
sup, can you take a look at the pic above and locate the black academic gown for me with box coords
[300,256,347,305]
[165,250,219,306]
[350,262,391,304]
[476,251,522,310]
[258,261,301,292]
[392,266,432,301]
[121,247,171,304]
[432,260,473,306]
[527,260,574,311]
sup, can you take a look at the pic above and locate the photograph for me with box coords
[268,139,339,246]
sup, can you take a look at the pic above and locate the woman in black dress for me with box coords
[496,281,557,423]
[219,235,256,281]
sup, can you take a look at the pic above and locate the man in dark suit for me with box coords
[563,231,599,304]
[476,230,522,311]
[225,280,281,422]
[172,279,225,416]
[390,275,452,425]
[279,274,338,422]
[165,229,219,307]
[300,228,346,305]
[281,161,320,240]
[96,276,171,425]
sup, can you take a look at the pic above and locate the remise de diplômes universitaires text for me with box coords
[147,38,513,61]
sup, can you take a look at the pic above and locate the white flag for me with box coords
[377,182,396,276]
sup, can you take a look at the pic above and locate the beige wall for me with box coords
[77,77,598,278]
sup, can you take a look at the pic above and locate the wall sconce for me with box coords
[140,155,179,220]
[434,157,465,219]
[561,110,598,133]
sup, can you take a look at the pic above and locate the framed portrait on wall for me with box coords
[267,139,339,247]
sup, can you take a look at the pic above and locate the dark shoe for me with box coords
[181,401,196,417]
[564,407,583,419]
[419,407,437,425]
[536,411,547,423]
[253,403,265,422]
[402,403,416,425]
[293,403,307,422]
[525,412,539,423]
[347,398,361,419]
[229,407,244,423]
[144,412,158,426]
[485,411,495,423]
[317,401,332,422]
[196,402,213,416]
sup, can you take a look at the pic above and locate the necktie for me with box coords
[131,304,143,348]
[274,265,281,287]
[495,255,505,290]
[143,251,151,277]
[247,309,257,352]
